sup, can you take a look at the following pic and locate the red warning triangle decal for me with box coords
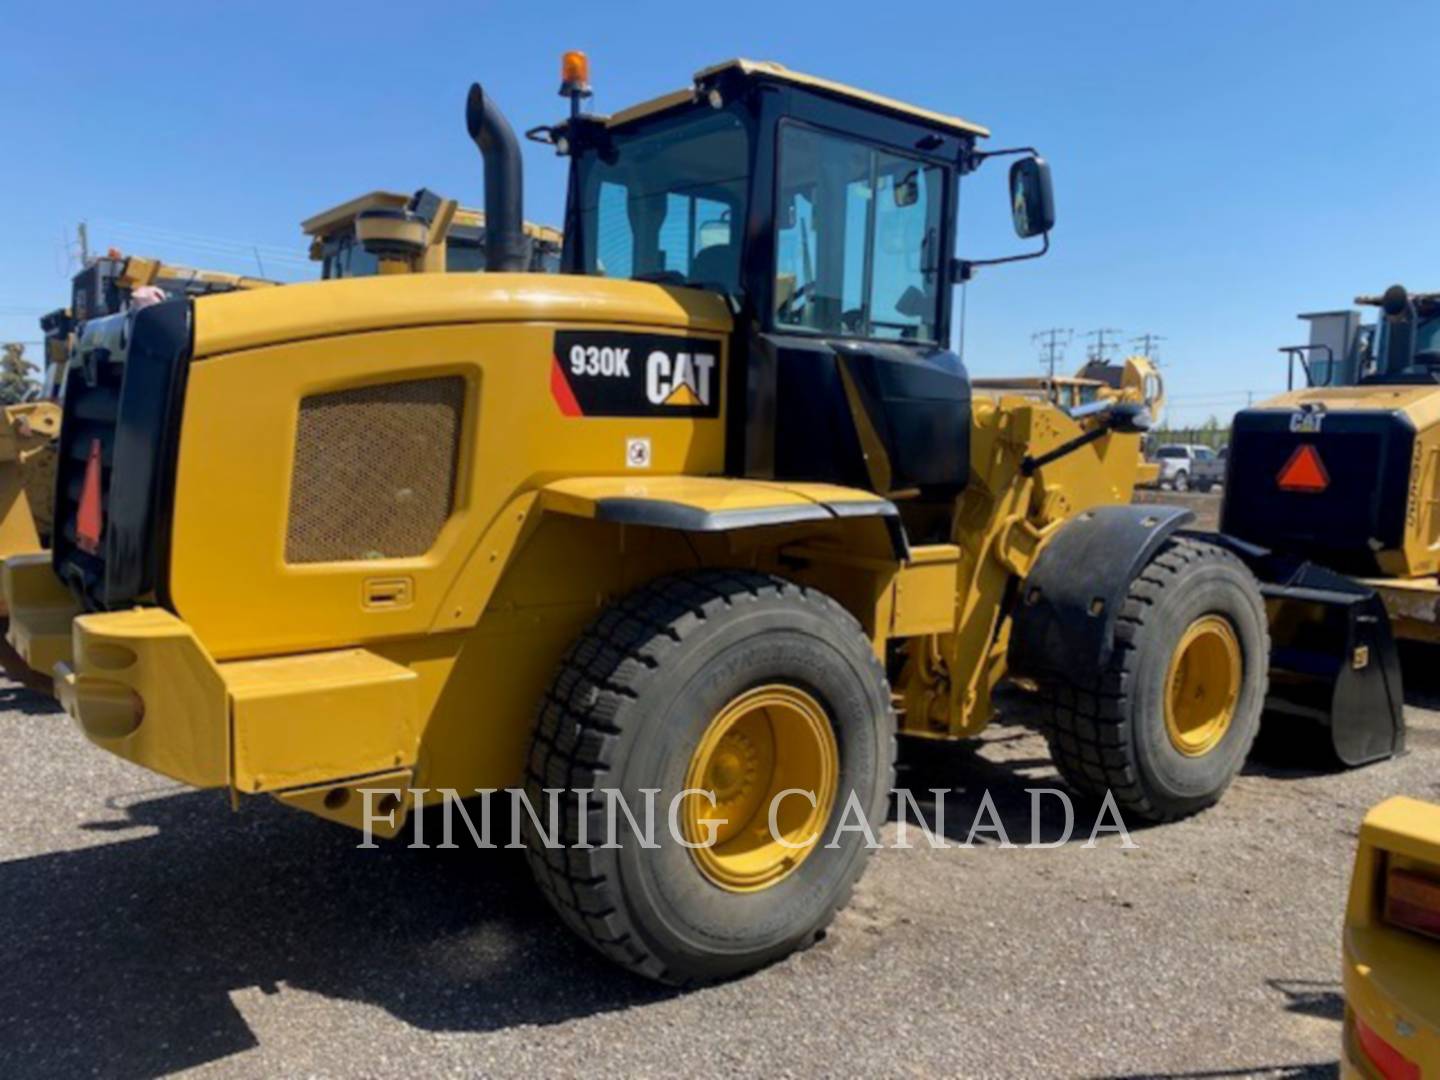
[1277,444,1329,493]
[76,437,104,553]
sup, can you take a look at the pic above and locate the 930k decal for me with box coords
[551,330,721,418]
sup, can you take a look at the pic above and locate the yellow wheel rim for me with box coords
[683,684,839,893]
[1164,615,1242,757]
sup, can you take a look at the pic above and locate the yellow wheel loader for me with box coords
[1215,286,1440,764]
[304,188,562,277]
[6,56,1400,984]
[1244,289,1440,653]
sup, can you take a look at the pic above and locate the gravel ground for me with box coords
[2,657,1438,1079]
[1133,487,1223,530]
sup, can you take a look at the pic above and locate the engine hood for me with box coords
[191,273,733,359]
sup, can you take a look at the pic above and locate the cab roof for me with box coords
[1356,290,1440,312]
[604,59,990,139]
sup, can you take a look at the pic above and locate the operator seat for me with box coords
[688,243,738,293]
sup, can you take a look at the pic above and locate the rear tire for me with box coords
[523,569,894,985]
[1173,470,1190,492]
[1032,538,1269,822]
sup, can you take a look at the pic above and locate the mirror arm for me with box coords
[964,145,1041,168]
[953,231,1050,283]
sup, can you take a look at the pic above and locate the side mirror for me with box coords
[893,170,920,208]
[1009,157,1055,239]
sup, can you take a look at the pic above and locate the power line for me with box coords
[1131,332,1166,362]
[1084,327,1123,364]
[87,218,311,273]
[1031,327,1073,379]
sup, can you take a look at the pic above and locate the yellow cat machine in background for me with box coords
[1242,288,1440,651]
[302,188,562,277]
[7,55,1400,984]
[0,255,279,616]
[1342,796,1440,1078]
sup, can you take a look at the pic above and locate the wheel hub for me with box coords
[683,685,838,893]
[1164,615,1242,757]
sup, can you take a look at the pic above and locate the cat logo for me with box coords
[646,349,716,408]
[551,330,722,418]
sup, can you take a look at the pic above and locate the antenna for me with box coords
[1032,327,1073,379]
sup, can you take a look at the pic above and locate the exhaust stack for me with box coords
[465,83,527,273]
[1380,284,1417,376]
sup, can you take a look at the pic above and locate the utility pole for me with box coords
[1032,327,1073,380]
[1132,332,1166,363]
[1085,327,1123,365]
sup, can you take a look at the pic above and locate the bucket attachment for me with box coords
[1260,561,1405,767]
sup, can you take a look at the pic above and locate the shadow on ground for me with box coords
[893,731,1164,847]
[1096,1065,1336,1079]
[0,790,676,1079]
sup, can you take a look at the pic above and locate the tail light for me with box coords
[1355,1014,1421,1080]
[1384,863,1440,941]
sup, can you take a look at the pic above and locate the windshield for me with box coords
[321,236,379,279]
[1419,316,1440,354]
[775,123,944,343]
[573,109,749,294]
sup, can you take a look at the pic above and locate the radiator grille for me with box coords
[286,376,464,563]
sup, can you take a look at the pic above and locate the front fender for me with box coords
[1007,503,1194,685]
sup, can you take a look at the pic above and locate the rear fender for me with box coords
[535,475,907,560]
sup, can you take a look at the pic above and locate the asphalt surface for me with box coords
[3,501,1438,1077]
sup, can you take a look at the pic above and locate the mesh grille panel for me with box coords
[286,376,464,563]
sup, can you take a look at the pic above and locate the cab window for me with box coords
[775,123,944,342]
[575,109,748,292]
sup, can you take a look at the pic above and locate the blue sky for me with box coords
[3,1,1437,425]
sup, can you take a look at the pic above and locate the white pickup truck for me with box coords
[1153,443,1226,492]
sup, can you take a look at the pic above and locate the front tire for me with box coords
[1173,470,1190,492]
[523,570,894,985]
[1034,538,1269,822]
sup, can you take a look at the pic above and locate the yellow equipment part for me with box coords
[3,553,78,676]
[113,254,278,295]
[1342,796,1440,1077]
[303,189,563,276]
[0,403,62,613]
